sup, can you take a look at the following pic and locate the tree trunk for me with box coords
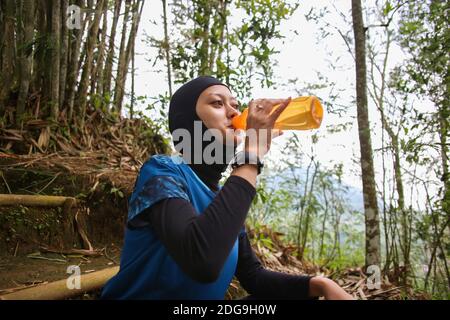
[209,0,226,74]
[351,0,381,267]
[75,0,104,128]
[59,0,69,111]
[90,0,108,99]
[437,100,450,287]
[50,0,61,121]
[0,1,4,61]
[114,0,144,114]
[300,160,318,259]
[162,0,172,96]
[65,0,88,124]
[392,135,410,277]
[31,0,47,96]
[129,42,135,118]
[0,0,17,112]
[41,0,54,110]
[94,0,109,99]
[102,0,122,107]
[113,0,131,114]
[16,0,35,125]
[198,0,211,75]
[215,0,228,79]
[369,26,410,276]
[438,103,449,218]
[319,186,329,259]
[297,158,312,260]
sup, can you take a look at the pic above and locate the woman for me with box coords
[101,76,353,300]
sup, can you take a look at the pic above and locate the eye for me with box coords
[212,100,239,110]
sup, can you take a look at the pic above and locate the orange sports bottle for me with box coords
[231,96,324,130]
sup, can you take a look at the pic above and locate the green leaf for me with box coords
[383,1,392,16]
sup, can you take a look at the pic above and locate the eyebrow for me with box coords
[208,93,238,102]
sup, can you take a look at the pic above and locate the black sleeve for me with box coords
[235,231,315,300]
[143,175,256,283]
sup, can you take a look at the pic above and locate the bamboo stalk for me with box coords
[0,266,119,300]
[0,194,76,207]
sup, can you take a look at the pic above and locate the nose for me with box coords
[226,104,239,119]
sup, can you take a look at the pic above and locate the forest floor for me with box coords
[0,152,428,300]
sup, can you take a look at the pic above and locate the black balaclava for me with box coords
[168,76,237,192]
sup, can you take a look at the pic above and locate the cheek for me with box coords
[200,109,226,129]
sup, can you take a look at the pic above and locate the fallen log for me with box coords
[0,282,49,295]
[0,266,119,300]
[0,194,76,207]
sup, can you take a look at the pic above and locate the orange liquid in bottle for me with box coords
[231,96,324,130]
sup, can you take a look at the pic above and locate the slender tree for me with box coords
[113,0,131,114]
[65,0,88,123]
[59,0,69,109]
[50,0,61,120]
[162,0,172,96]
[0,0,16,113]
[76,0,104,128]
[114,0,144,114]
[103,0,122,106]
[16,0,36,124]
[94,0,109,99]
[351,0,381,267]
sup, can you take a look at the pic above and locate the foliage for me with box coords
[148,0,298,101]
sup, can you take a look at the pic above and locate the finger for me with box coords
[251,98,289,114]
[247,99,255,111]
[261,98,288,106]
[269,97,291,122]
[251,99,286,115]
[248,99,263,113]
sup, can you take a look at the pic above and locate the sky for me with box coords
[123,0,434,207]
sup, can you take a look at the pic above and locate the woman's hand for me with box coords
[309,276,355,300]
[244,97,291,158]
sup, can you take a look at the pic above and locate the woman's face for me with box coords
[196,85,244,146]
